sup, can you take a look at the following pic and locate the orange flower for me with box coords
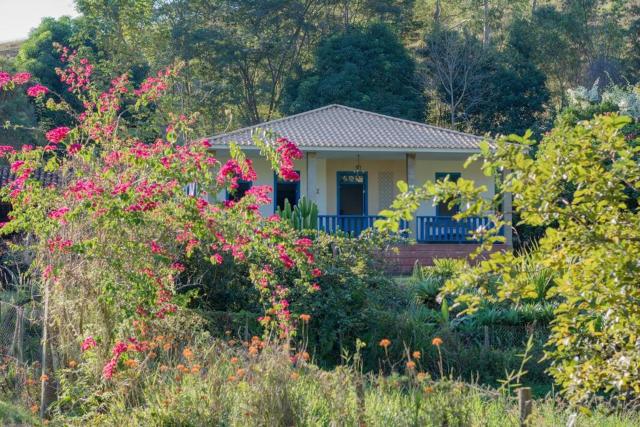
[248,346,259,356]
[416,372,428,382]
[191,364,201,374]
[124,359,138,368]
[228,375,237,382]
[299,314,311,323]
[406,361,416,370]
[236,368,246,377]
[290,372,300,380]
[30,404,38,414]
[412,351,421,360]
[230,357,239,364]
[68,359,77,368]
[163,342,172,351]
[182,347,194,360]
[379,338,391,349]
[432,337,443,347]
[176,363,189,373]
[424,386,434,394]
[301,351,310,362]
[40,374,49,382]
[160,365,169,372]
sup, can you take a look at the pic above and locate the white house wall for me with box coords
[414,155,494,216]
[212,150,494,218]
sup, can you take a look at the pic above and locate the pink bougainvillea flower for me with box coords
[81,336,97,351]
[0,146,15,156]
[312,268,322,278]
[48,206,70,221]
[45,127,71,144]
[102,358,117,379]
[0,71,12,88]
[26,84,49,97]
[10,160,25,173]
[150,240,163,254]
[11,72,31,85]
[67,143,82,155]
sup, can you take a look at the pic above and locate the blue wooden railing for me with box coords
[317,215,494,242]
[416,216,493,243]
[317,215,408,237]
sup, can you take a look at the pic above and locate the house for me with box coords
[209,104,511,271]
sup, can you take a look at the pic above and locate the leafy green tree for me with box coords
[0,58,40,151]
[282,23,425,121]
[377,113,640,404]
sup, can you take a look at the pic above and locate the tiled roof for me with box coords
[0,166,60,188]
[209,104,486,151]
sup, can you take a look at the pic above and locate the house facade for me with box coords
[209,105,510,268]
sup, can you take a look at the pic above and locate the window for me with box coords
[274,172,300,211]
[226,179,252,201]
[435,172,461,216]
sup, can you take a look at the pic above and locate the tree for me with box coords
[281,23,425,121]
[377,113,640,404]
[420,29,486,129]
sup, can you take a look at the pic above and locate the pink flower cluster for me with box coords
[276,137,303,181]
[47,236,73,253]
[27,84,49,97]
[66,179,103,201]
[81,336,97,352]
[45,126,71,144]
[57,48,93,92]
[133,68,172,100]
[217,159,257,190]
[0,71,32,89]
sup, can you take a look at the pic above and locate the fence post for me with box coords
[518,387,532,426]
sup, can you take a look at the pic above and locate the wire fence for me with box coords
[0,300,42,364]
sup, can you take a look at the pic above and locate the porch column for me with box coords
[502,170,513,248]
[406,153,418,238]
[306,152,318,204]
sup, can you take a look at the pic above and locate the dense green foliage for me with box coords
[281,24,424,121]
[378,114,640,404]
[2,0,639,143]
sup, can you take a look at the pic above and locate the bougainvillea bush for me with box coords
[0,49,319,384]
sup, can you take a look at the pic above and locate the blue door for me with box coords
[337,172,368,216]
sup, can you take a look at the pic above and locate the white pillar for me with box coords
[306,152,318,204]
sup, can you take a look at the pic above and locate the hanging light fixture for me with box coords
[354,153,362,175]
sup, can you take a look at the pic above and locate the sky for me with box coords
[0,0,78,42]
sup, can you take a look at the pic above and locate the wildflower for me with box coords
[0,71,10,88]
[406,361,416,370]
[290,372,300,380]
[160,365,169,372]
[191,364,201,374]
[379,338,391,349]
[432,337,443,347]
[182,347,194,360]
[68,360,77,368]
[81,336,97,351]
[412,351,421,360]
[227,375,237,382]
[45,126,70,144]
[124,359,138,368]
[311,268,322,277]
[40,374,49,382]
[248,346,259,356]
[424,386,434,394]
[299,313,311,323]
[30,404,38,414]
[301,351,310,362]
[416,372,428,382]
[27,84,49,97]
[163,342,171,351]
[230,357,239,364]
[236,368,246,377]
